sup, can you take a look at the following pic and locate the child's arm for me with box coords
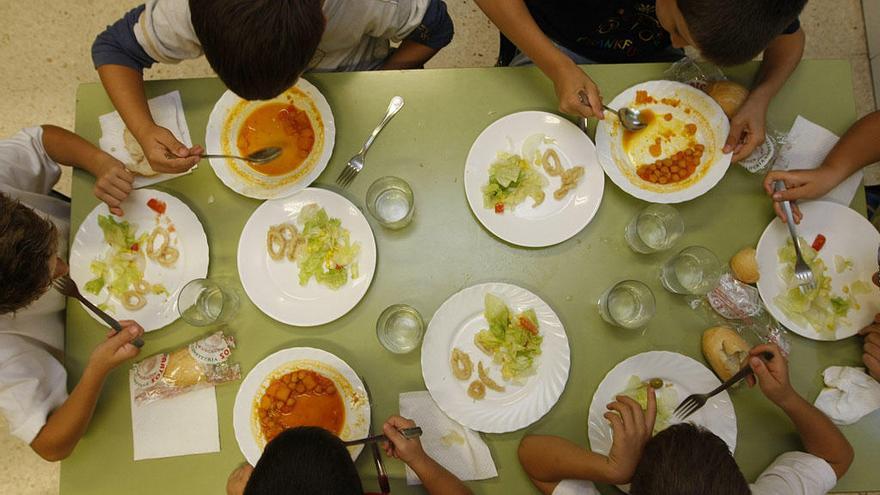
[748,343,854,479]
[226,464,254,495]
[39,125,133,215]
[859,313,880,382]
[726,28,805,162]
[381,415,472,495]
[30,322,144,461]
[380,40,439,70]
[379,0,453,70]
[473,0,603,119]
[763,111,880,223]
[519,391,656,492]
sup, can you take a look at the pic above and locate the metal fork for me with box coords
[673,351,773,421]
[359,377,390,494]
[52,275,144,348]
[773,180,816,293]
[342,427,423,447]
[336,96,405,188]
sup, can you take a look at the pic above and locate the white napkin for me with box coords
[99,90,196,188]
[814,366,880,425]
[773,115,862,206]
[129,372,220,460]
[399,391,497,484]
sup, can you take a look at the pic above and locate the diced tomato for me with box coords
[494,203,504,214]
[811,234,826,252]
[519,316,538,335]
[147,198,167,215]
[131,243,139,252]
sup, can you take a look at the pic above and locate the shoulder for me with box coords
[750,451,837,495]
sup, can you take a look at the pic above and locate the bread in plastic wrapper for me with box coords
[132,330,241,404]
[687,272,790,356]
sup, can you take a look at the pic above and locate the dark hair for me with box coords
[0,193,58,314]
[630,423,749,495]
[244,427,363,495]
[678,0,806,66]
[189,0,325,100]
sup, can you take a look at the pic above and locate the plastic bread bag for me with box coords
[688,272,791,356]
[665,56,726,92]
[132,330,241,404]
[736,127,789,174]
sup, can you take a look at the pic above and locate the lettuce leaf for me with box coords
[473,294,542,381]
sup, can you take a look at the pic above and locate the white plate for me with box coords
[232,347,370,466]
[596,80,731,203]
[205,78,335,199]
[421,282,570,433]
[756,201,880,341]
[588,351,737,467]
[69,189,209,332]
[237,187,376,326]
[463,111,604,247]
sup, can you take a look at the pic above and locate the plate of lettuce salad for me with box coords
[421,282,570,433]
[463,111,604,247]
[69,189,209,332]
[588,351,736,492]
[757,201,880,341]
[238,187,376,326]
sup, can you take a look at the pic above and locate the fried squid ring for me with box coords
[542,149,564,177]
[467,380,486,400]
[134,279,151,295]
[157,247,179,267]
[450,348,473,380]
[121,290,147,310]
[146,227,170,260]
[478,361,505,392]
[266,226,287,261]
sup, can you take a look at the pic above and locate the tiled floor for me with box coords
[0,1,875,493]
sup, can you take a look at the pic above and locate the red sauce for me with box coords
[237,103,315,176]
[257,369,344,443]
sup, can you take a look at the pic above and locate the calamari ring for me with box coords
[467,380,486,400]
[121,290,147,310]
[266,226,287,261]
[542,149,564,177]
[134,279,151,295]
[478,361,505,392]
[277,224,297,241]
[157,247,179,267]
[146,227,170,260]
[450,348,473,380]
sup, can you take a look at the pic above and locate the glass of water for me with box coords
[624,204,684,253]
[366,176,414,229]
[660,246,722,295]
[597,280,656,329]
[178,278,240,326]
[376,304,425,353]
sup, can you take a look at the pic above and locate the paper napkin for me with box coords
[814,366,880,425]
[99,90,196,188]
[399,391,497,484]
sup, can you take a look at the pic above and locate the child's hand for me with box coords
[137,124,203,174]
[87,321,144,376]
[603,389,656,484]
[858,313,880,382]
[381,415,427,465]
[748,343,798,407]
[92,154,134,216]
[226,464,253,495]
[550,59,604,119]
[724,95,768,162]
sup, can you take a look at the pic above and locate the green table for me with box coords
[64,61,877,494]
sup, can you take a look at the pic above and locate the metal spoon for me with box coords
[201,146,283,164]
[602,104,648,132]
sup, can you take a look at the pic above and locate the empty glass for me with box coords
[597,280,656,329]
[660,246,722,295]
[178,278,240,326]
[376,304,424,353]
[366,176,414,229]
[624,204,684,253]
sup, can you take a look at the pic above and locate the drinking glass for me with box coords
[597,280,656,329]
[178,278,240,326]
[660,246,722,295]
[624,204,684,253]
[366,176,414,229]
[376,304,424,353]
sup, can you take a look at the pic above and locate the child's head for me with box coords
[244,426,363,495]
[189,0,326,100]
[630,423,749,495]
[655,0,807,66]
[0,193,60,314]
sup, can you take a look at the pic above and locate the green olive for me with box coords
[648,378,664,389]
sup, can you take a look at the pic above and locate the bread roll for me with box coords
[730,247,759,284]
[123,128,158,176]
[707,81,749,119]
[702,326,750,381]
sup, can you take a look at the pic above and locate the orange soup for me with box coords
[237,102,315,177]
[257,369,344,443]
